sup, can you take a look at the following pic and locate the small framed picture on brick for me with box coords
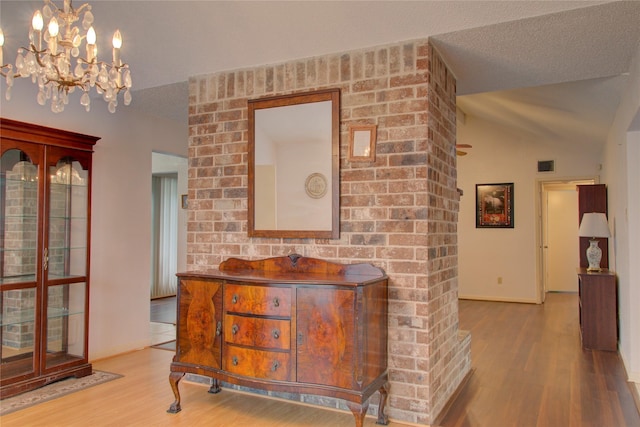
[348,124,377,162]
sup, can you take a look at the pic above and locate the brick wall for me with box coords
[187,38,471,425]
[2,161,38,349]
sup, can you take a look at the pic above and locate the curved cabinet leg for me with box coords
[376,382,390,425]
[208,378,221,394]
[346,400,369,427]
[167,371,185,413]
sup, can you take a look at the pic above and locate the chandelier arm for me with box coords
[29,45,49,69]
[92,80,126,93]
[0,69,24,79]
[72,3,92,15]
[44,0,91,16]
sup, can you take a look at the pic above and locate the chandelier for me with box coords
[0,0,132,113]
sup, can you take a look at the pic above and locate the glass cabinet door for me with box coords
[1,148,40,381]
[45,157,89,369]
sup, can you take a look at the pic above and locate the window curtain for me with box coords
[151,174,178,299]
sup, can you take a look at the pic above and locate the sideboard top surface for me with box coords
[178,254,387,286]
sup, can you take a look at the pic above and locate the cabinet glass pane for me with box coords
[1,149,39,285]
[45,282,86,369]
[48,159,88,280]
[1,287,37,379]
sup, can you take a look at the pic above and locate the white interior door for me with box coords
[545,187,580,292]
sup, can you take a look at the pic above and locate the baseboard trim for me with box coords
[432,368,475,426]
[629,382,640,418]
[459,295,538,304]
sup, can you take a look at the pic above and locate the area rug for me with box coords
[0,370,122,416]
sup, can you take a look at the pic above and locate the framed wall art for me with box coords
[476,183,514,228]
[348,124,377,162]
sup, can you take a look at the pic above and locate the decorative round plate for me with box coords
[305,173,328,199]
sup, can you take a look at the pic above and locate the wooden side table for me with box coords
[577,268,617,351]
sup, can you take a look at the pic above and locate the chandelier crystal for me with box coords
[0,0,132,113]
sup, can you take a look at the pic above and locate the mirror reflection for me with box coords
[248,89,339,238]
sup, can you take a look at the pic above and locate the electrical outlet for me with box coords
[497,277,503,285]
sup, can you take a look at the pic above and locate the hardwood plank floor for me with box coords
[0,347,403,427]
[2,293,638,426]
[150,296,177,324]
[439,293,640,427]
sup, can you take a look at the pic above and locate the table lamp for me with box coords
[578,212,611,271]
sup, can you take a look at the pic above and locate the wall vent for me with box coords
[538,160,555,173]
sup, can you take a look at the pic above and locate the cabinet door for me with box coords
[176,278,223,368]
[44,148,92,371]
[297,287,356,389]
[0,145,43,384]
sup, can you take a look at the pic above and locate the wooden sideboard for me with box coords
[577,268,617,351]
[168,254,389,426]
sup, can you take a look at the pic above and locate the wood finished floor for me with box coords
[439,293,640,427]
[1,293,638,426]
[150,296,177,325]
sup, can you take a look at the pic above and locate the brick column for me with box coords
[188,38,470,425]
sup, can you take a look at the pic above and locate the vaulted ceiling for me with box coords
[1,1,639,145]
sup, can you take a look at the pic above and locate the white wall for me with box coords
[1,79,188,360]
[457,112,602,302]
[602,39,640,385]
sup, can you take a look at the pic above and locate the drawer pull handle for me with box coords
[271,361,279,372]
[273,297,280,307]
[232,294,238,304]
[232,356,239,366]
[272,329,280,339]
[216,321,222,336]
[231,324,239,335]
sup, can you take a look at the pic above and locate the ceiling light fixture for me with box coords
[0,0,132,113]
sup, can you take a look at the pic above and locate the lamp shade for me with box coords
[578,212,611,238]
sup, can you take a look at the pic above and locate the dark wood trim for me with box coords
[247,89,340,239]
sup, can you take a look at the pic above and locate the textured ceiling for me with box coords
[431,1,640,95]
[1,1,639,145]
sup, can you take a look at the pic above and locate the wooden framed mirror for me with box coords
[248,89,340,239]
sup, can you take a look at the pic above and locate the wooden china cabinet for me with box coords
[0,118,99,398]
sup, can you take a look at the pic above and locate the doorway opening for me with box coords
[537,178,595,303]
[150,152,187,349]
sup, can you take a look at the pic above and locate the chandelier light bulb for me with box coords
[86,26,96,61]
[0,28,4,66]
[87,26,96,45]
[32,11,44,32]
[0,0,132,113]
[47,17,59,54]
[112,30,122,49]
[112,30,122,66]
[48,17,59,37]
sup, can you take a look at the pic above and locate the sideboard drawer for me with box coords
[224,314,290,350]
[223,346,291,381]
[224,284,291,316]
